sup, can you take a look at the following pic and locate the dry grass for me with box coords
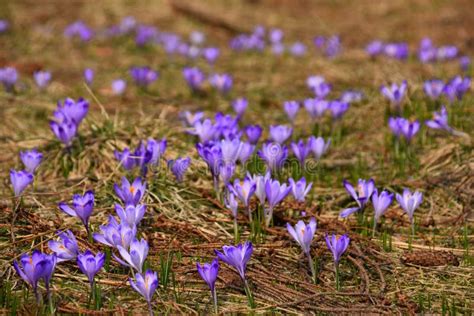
[0,0,473,314]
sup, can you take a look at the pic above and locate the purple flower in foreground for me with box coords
[114,177,146,206]
[325,234,350,265]
[10,169,33,196]
[20,149,43,173]
[130,66,159,88]
[130,270,159,313]
[50,120,77,146]
[381,80,407,107]
[183,67,205,91]
[77,250,104,286]
[197,259,219,313]
[265,179,291,225]
[284,100,300,123]
[245,125,262,145]
[389,117,420,142]
[83,68,94,85]
[340,178,375,218]
[114,148,138,170]
[289,177,312,202]
[93,215,136,249]
[112,79,126,95]
[146,138,167,167]
[215,241,252,281]
[424,79,445,100]
[13,251,57,302]
[247,172,271,206]
[366,40,384,57]
[227,178,256,209]
[168,157,191,182]
[232,97,248,118]
[209,73,232,94]
[220,138,242,165]
[115,238,149,273]
[329,100,349,120]
[115,203,146,228]
[197,143,223,181]
[33,71,51,90]
[371,189,393,234]
[309,136,330,160]
[0,66,18,91]
[219,163,236,185]
[396,189,423,234]
[191,119,218,143]
[269,125,293,144]
[59,191,94,232]
[443,76,470,102]
[304,98,328,119]
[48,230,79,262]
[258,142,288,172]
[238,142,255,165]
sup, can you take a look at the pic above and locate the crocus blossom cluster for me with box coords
[388,117,420,142]
[366,40,408,60]
[115,138,167,173]
[50,97,89,146]
[418,38,458,63]
[10,149,43,196]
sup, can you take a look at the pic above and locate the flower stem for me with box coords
[335,264,340,291]
[411,220,415,239]
[233,217,240,243]
[307,252,316,283]
[147,300,154,316]
[243,279,255,309]
[212,287,218,314]
[247,205,252,223]
[372,217,377,238]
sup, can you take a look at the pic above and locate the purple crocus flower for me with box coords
[77,250,105,286]
[130,66,159,88]
[115,238,149,273]
[340,178,375,218]
[114,177,146,206]
[247,172,271,206]
[0,19,9,33]
[180,111,204,127]
[381,81,407,107]
[366,40,384,57]
[183,67,205,91]
[271,42,285,55]
[220,138,242,165]
[245,125,263,145]
[203,47,220,64]
[425,106,453,133]
[269,125,293,144]
[399,119,420,142]
[214,241,252,281]
[33,71,51,90]
[93,215,136,249]
[219,163,236,185]
[64,21,93,41]
[290,42,306,56]
[396,188,423,235]
[289,177,312,202]
[269,28,283,43]
[264,179,291,226]
[459,56,470,72]
[309,136,330,160]
[225,192,239,219]
[209,73,232,94]
[329,100,349,120]
[0,66,18,91]
[436,45,458,61]
[115,148,138,170]
[59,191,94,232]
[424,79,445,100]
[307,76,331,99]
[197,259,219,313]
[258,142,288,172]
[196,143,223,182]
[13,250,57,302]
[314,36,326,48]
[145,138,167,167]
[115,203,146,228]
[340,90,363,104]
[191,119,219,143]
[20,149,43,173]
[304,98,328,119]
[83,68,94,86]
[291,139,312,166]
[130,270,159,314]
[227,177,256,211]
[112,79,127,95]
[371,189,393,234]
[283,100,300,123]
[48,230,79,262]
[325,35,341,58]
[232,98,248,118]
[49,120,77,146]
[135,25,158,46]
[54,97,90,125]
[10,169,33,196]
[384,42,408,59]
[168,157,191,182]
[238,142,255,165]
[325,234,350,265]
[443,76,470,102]
[287,217,317,254]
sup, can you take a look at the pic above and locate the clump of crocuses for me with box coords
[325,234,350,290]
[50,98,89,146]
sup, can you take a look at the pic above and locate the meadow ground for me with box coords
[0,0,473,314]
